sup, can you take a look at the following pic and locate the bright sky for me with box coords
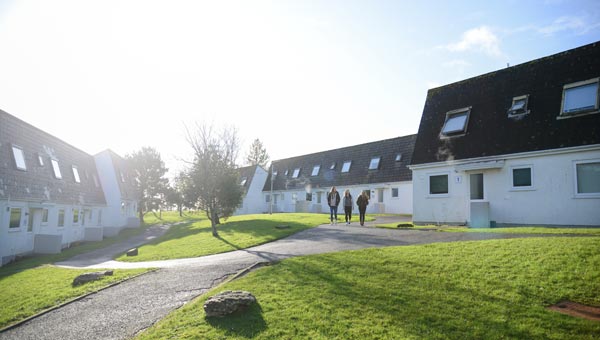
[1,1,599,179]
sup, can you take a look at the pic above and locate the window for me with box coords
[265,194,271,203]
[341,161,352,173]
[391,188,399,198]
[51,159,62,179]
[73,209,80,224]
[369,157,381,170]
[58,209,65,227]
[395,154,402,162]
[311,165,320,176]
[42,209,49,224]
[72,166,81,183]
[98,210,103,225]
[441,107,470,137]
[284,170,289,176]
[561,78,599,116]
[37,154,45,166]
[11,145,26,171]
[575,161,600,196]
[292,168,300,178]
[240,177,247,186]
[306,192,312,201]
[429,174,449,195]
[9,208,22,228]
[329,162,336,170]
[508,95,529,116]
[272,170,278,178]
[512,166,533,188]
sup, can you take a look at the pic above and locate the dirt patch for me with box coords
[548,301,600,321]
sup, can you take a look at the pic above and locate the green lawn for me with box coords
[374,222,600,235]
[138,237,600,340]
[116,213,327,262]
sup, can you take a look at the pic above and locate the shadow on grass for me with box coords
[205,302,267,338]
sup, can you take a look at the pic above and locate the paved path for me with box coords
[1,216,545,340]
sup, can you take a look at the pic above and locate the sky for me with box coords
[1,0,599,179]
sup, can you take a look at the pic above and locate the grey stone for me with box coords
[73,270,114,286]
[203,290,256,317]
[126,248,138,256]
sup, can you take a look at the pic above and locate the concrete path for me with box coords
[1,216,544,340]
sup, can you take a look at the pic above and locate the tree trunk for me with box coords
[138,205,144,224]
[210,209,219,237]
[178,203,183,217]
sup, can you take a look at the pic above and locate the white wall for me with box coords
[94,151,135,228]
[411,147,600,226]
[235,167,269,215]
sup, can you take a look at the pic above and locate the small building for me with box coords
[234,164,269,215]
[409,42,600,227]
[263,135,416,215]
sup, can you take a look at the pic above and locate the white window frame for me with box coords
[427,172,450,197]
[51,159,62,179]
[573,159,600,198]
[9,207,22,229]
[559,78,599,119]
[440,107,471,137]
[369,157,381,170]
[11,145,27,171]
[510,165,535,191]
[508,95,530,117]
[311,165,320,176]
[292,168,301,178]
[341,161,352,173]
[72,166,81,183]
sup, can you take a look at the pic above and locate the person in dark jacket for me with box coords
[327,186,341,225]
[343,189,353,225]
[356,190,369,226]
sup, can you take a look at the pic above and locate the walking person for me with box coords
[327,186,341,225]
[343,189,353,225]
[356,190,369,226]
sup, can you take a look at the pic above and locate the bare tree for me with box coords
[184,122,244,236]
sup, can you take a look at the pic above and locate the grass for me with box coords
[442,226,600,235]
[138,237,600,340]
[115,213,328,262]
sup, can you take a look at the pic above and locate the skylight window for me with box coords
[72,166,81,183]
[330,162,336,170]
[51,159,62,179]
[292,168,301,178]
[240,177,247,186]
[341,161,352,173]
[311,165,320,176]
[508,95,529,116]
[395,154,402,162]
[561,78,599,116]
[37,153,45,166]
[284,170,289,176]
[369,157,381,170]
[441,107,470,137]
[11,145,26,170]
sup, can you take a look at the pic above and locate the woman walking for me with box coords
[327,186,341,225]
[343,189,353,225]
[356,190,369,226]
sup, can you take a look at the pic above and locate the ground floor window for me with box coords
[9,208,22,229]
[429,174,449,195]
[58,209,65,227]
[391,188,399,198]
[73,209,80,224]
[42,209,49,224]
[512,166,533,188]
[575,161,600,195]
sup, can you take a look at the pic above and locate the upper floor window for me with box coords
[72,166,81,183]
[37,153,45,166]
[341,161,352,173]
[508,95,529,117]
[51,159,62,179]
[369,157,381,170]
[284,170,289,176]
[560,78,599,117]
[311,165,320,176]
[272,170,278,178]
[395,154,402,162]
[240,177,247,186]
[329,162,336,170]
[441,107,470,137]
[11,145,26,171]
[292,168,301,178]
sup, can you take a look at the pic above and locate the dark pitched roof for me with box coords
[0,110,106,205]
[263,135,416,192]
[411,41,600,165]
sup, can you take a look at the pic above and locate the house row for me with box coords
[0,110,139,265]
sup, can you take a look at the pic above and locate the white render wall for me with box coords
[411,147,600,226]
[235,167,269,215]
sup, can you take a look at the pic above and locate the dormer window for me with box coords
[395,154,402,162]
[369,157,381,170]
[292,168,301,178]
[508,95,529,117]
[72,166,81,183]
[11,145,26,171]
[341,161,352,173]
[560,78,599,117]
[311,165,320,176]
[441,107,470,137]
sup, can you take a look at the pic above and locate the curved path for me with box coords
[1,217,544,340]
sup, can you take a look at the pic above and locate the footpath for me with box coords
[0,216,543,340]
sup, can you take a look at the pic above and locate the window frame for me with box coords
[311,165,320,177]
[11,145,27,171]
[41,208,49,225]
[391,187,399,198]
[72,166,81,183]
[510,165,534,191]
[341,161,352,173]
[440,107,471,138]
[508,95,530,117]
[395,154,402,162]
[368,157,381,170]
[9,207,22,229]
[573,159,600,198]
[51,159,62,179]
[427,172,450,197]
[559,77,600,118]
[37,153,45,166]
[292,168,301,178]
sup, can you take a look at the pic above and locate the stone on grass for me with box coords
[72,270,114,286]
[203,290,256,317]
[126,248,138,256]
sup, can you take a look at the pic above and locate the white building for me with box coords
[234,165,269,215]
[409,42,600,227]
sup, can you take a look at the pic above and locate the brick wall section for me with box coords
[0,110,106,205]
